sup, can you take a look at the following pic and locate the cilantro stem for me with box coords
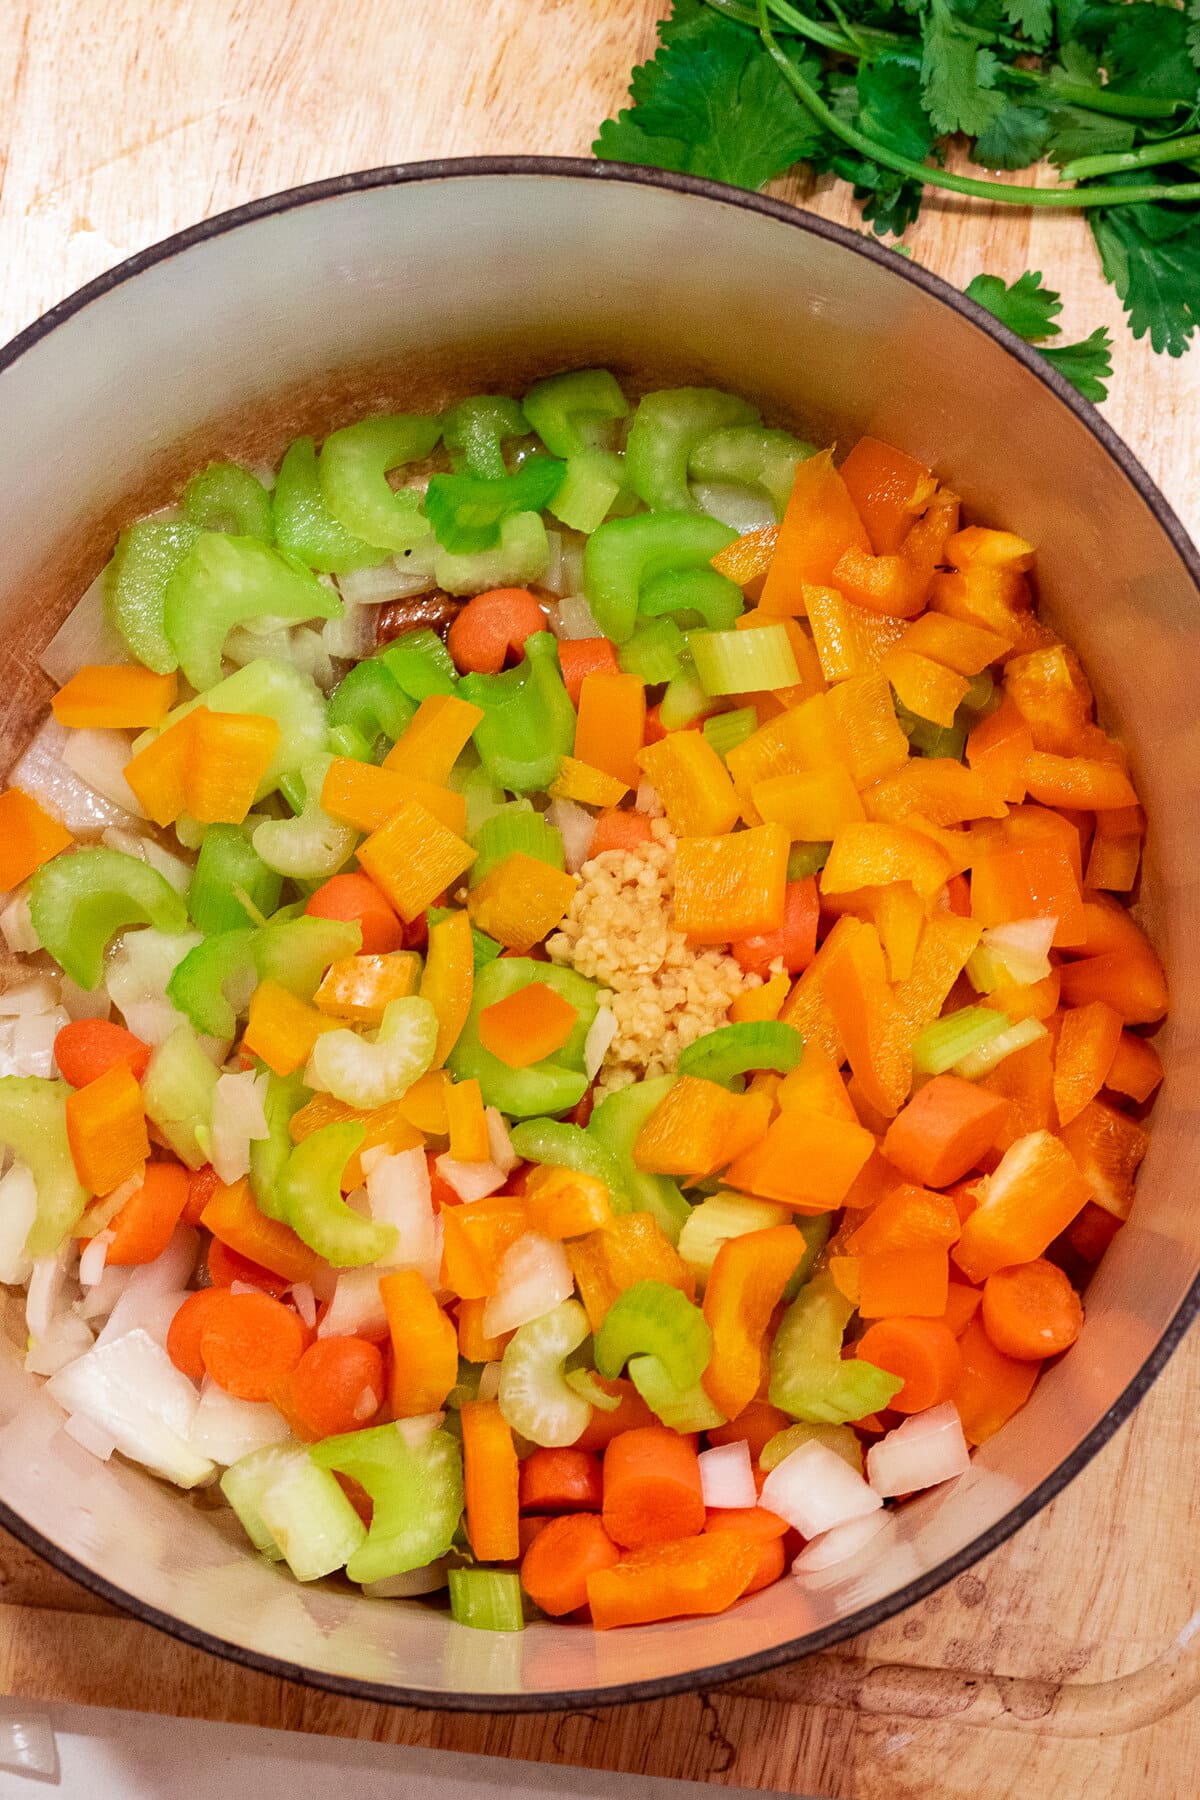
[755,0,1200,211]
[1002,69,1186,122]
[1061,133,1200,182]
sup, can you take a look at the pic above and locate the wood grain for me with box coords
[1,3,1198,1795]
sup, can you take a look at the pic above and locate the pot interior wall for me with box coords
[0,168,1195,1702]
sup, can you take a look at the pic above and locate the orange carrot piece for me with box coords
[477,981,578,1068]
[981,1260,1083,1361]
[166,1288,229,1382]
[521,1513,621,1617]
[1104,1031,1164,1104]
[704,1503,789,1542]
[105,1162,190,1265]
[741,1533,788,1595]
[942,1280,983,1337]
[456,1295,509,1363]
[586,1531,760,1629]
[199,1290,308,1401]
[1053,1001,1123,1126]
[518,1447,604,1514]
[587,807,655,858]
[602,1426,706,1549]
[729,876,819,977]
[54,1019,151,1088]
[856,1316,962,1413]
[0,788,73,891]
[184,1163,223,1228]
[838,437,934,556]
[446,588,547,674]
[461,1399,521,1563]
[846,1184,961,1255]
[52,664,178,730]
[952,1315,1038,1445]
[573,1378,661,1452]
[857,1246,950,1319]
[380,1268,458,1416]
[574,673,646,791]
[883,1075,1010,1187]
[557,637,621,708]
[65,1062,149,1196]
[305,872,403,955]
[206,1237,291,1299]
[1058,1098,1148,1222]
[704,1400,791,1462]
[271,1337,385,1441]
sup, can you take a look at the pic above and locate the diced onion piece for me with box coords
[554,593,602,639]
[318,1268,389,1340]
[26,1314,96,1378]
[981,917,1057,986]
[482,1232,574,1338]
[26,1243,76,1342]
[698,1439,758,1510]
[584,1006,618,1081]
[394,1412,445,1450]
[209,1069,271,1185]
[189,1380,292,1465]
[47,1327,215,1488]
[337,543,437,606]
[290,1282,317,1328]
[76,1262,134,1322]
[62,729,147,818]
[485,1108,519,1175]
[367,1146,439,1280]
[635,781,664,818]
[546,798,596,875]
[105,927,202,1047]
[0,1008,69,1079]
[0,890,40,955]
[95,1226,198,1347]
[62,1411,119,1462]
[760,1439,883,1539]
[322,602,376,662]
[101,826,194,895]
[78,1231,114,1289]
[867,1402,971,1499]
[0,978,58,1016]
[478,1360,503,1403]
[792,1509,890,1574]
[59,976,112,1022]
[0,1164,38,1285]
[362,1558,450,1598]
[434,1154,507,1204]
[39,569,128,684]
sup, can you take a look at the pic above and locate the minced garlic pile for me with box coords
[547,819,760,1097]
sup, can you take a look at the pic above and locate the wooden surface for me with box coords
[2,4,1199,1797]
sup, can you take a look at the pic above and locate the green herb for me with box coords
[964,270,1114,400]
[595,0,1200,368]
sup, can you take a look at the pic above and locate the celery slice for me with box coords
[658,670,722,731]
[251,756,358,881]
[549,450,627,535]
[0,1077,89,1257]
[279,1121,398,1267]
[583,512,736,644]
[469,805,564,887]
[107,519,201,674]
[219,1445,295,1560]
[188,826,282,935]
[183,462,273,542]
[639,567,745,631]
[154,657,329,800]
[29,847,189,991]
[787,841,832,880]
[677,1192,793,1281]
[624,388,759,513]
[308,995,439,1111]
[311,1424,464,1584]
[594,1279,712,1390]
[497,1298,591,1447]
[688,425,817,518]
[254,1454,368,1582]
[690,624,801,697]
[522,370,628,459]
[955,1016,1048,1080]
[508,1119,623,1194]
[249,1070,309,1220]
[676,1021,803,1087]
[441,395,527,480]
[448,1568,525,1632]
[628,1354,725,1432]
[426,461,565,555]
[617,616,689,687]
[164,535,340,692]
[564,1367,622,1412]
[587,1076,692,1242]
[434,512,549,597]
[912,1006,1012,1076]
[274,436,389,574]
[769,1272,903,1423]
[378,629,458,701]
[702,707,757,763]
[761,1422,863,1474]
[318,415,441,554]
[142,1023,219,1171]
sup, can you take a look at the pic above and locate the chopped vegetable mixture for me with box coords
[0,371,1165,1635]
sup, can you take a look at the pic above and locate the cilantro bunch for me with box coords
[595,0,1200,388]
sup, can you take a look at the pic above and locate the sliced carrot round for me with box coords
[855,1317,963,1414]
[305,872,403,954]
[198,1291,308,1401]
[520,1512,621,1617]
[166,1289,229,1383]
[447,588,547,675]
[271,1336,385,1440]
[601,1425,705,1549]
[54,1019,151,1088]
[981,1260,1083,1361]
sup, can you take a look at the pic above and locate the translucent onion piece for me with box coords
[39,568,128,684]
[554,593,603,640]
[362,1558,449,1598]
[101,826,194,894]
[485,1108,519,1175]
[0,1164,37,1285]
[0,977,58,1016]
[482,1232,574,1338]
[367,1146,439,1281]
[62,729,146,818]
[0,1008,69,1079]
[317,1268,389,1340]
[433,1154,507,1204]
[189,1380,292,1465]
[867,1402,971,1499]
[584,1006,618,1081]
[9,719,136,833]
[760,1439,883,1539]
[47,1327,215,1488]
[547,798,595,875]
[697,1439,758,1510]
[78,1230,114,1289]
[0,891,40,955]
[791,1509,890,1574]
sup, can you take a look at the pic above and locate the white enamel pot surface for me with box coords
[0,160,1197,1711]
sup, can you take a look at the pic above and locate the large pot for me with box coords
[0,159,1195,1710]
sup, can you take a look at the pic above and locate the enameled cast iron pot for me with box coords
[0,159,1197,1711]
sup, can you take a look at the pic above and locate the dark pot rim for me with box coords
[1,154,1197,1716]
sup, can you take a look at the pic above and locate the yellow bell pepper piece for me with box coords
[446,1076,489,1162]
[898,612,1013,675]
[123,712,197,827]
[636,732,739,837]
[672,822,789,944]
[524,1165,613,1239]
[320,758,467,835]
[632,1074,767,1177]
[804,586,906,682]
[396,1068,451,1135]
[382,694,484,784]
[821,822,954,901]
[751,765,865,842]
[52,664,179,730]
[574,672,646,791]
[183,710,280,827]
[727,694,852,819]
[314,951,423,1024]
[863,758,1008,827]
[357,798,476,922]
[288,1091,425,1188]
[872,882,925,982]
[419,908,474,1068]
[548,756,629,809]
[243,980,340,1077]
[827,670,910,788]
[891,914,982,1046]
[730,970,790,1023]
[566,1213,696,1333]
[879,646,970,729]
[466,851,577,952]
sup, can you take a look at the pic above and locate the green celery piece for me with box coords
[188,825,282,935]
[594,1278,712,1389]
[769,1272,903,1423]
[219,1445,292,1559]
[549,450,629,536]
[761,1422,863,1474]
[278,1121,397,1266]
[29,848,188,991]
[156,657,329,801]
[678,1192,799,1282]
[327,656,416,762]
[587,1076,691,1242]
[142,1023,219,1170]
[659,670,721,731]
[617,616,689,687]
[781,1213,832,1302]
[522,369,628,458]
[497,1298,591,1447]
[441,396,527,479]
[448,1568,524,1632]
[255,916,361,995]
[628,1355,725,1431]
[564,1367,622,1412]
[913,1006,1011,1075]
[244,1450,367,1582]
[677,1021,803,1087]
[434,510,550,597]
[448,956,598,1118]
[955,1016,1047,1081]
[639,566,744,631]
[308,996,439,1111]
[426,460,566,556]
[106,520,200,674]
[378,628,458,701]
[691,623,800,697]
[273,437,389,574]
[703,707,757,762]
[892,694,967,761]
[584,512,737,644]
[163,534,341,692]
[249,1069,309,1220]
[183,462,273,541]
[167,928,257,1037]
[688,425,817,518]
[624,388,760,512]
[787,842,832,880]
[507,1118,624,1194]
[469,804,564,887]
[458,631,576,794]
[252,755,359,881]
[310,1423,464,1583]
[318,414,442,554]
[0,1078,89,1256]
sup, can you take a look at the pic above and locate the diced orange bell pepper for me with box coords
[952,1315,1038,1445]
[1104,1031,1163,1104]
[1003,645,1093,755]
[632,1074,763,1178]
[1085,831,1141,893]
[320,759,468,835]
[872,883,925,982]
[838,436,935,555]
[702,1224,806,1420]
[122,713,198,827]
[288,1092,424,1188]
[725,1105,874,1210]
[822,822,953,902]
[804,584,907,681]
[358,798,476,922]
[200,1175,320,1284]
[637,732,739,837]
[978,1032,1056,1151]
[846,1183,961,1254]
[970,838,1086,948]
[467,852,577,952]
[751,765,865,841]
[314,951,422,1024]
[52,664,178,730]
[901,489,961,578]
[831,547,929,619]
[524,1166,613,1239]
[730,970,791,1023]
[759,450,871,616]
[929,565,1044,653]
[778,916,849,1064]
[477,979,578,1068]
[776,1041,858,1124]
[827,671,910,788]
[891,915,982,1045]
[446,1076,489,1162]
[460,1399,520,1563]
[879,647,970,727]
[567,1213,695,1333]
[728,694,853,817]
[243,981,339,1077]
[952,1130,1091,1282]
[1053,1001,1123,1126]
[671,823,788,944]
[396,1068,451,1135]
[65,1063,149,1196]
[856,1246,950,1319]
[898,613,1012,675]
[819,917,908,1120]
[457,1296,510,1363]
[185,710,280,825]
[945,527,1036,573]
[586,1531,761,1629]
[575,672,646,791]
[864,758,1007,828]
[0,788,73,890]
[966,695,1034,806]
[712,524,779,592]
[441,1202,509,1299]
[380,1269,459,1415]
[419,908,474,1069]
[382,694,484,784]
[1022,752,1138,812]
[1058,1098,1148,1221]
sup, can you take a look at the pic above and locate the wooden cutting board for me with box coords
[2,4,1198,1795]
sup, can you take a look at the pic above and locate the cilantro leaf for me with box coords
[1003,0,1053,48]
[1043,104,1135,169]
[921,0,1007,136]
[1040,327,1114,401]
[1190,0,1200,70]
[965,270,1064,340]
[973,104,1052,170]
[1073,2,1200,103]
[858,52,938,164]
[1091,201,1200,356]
